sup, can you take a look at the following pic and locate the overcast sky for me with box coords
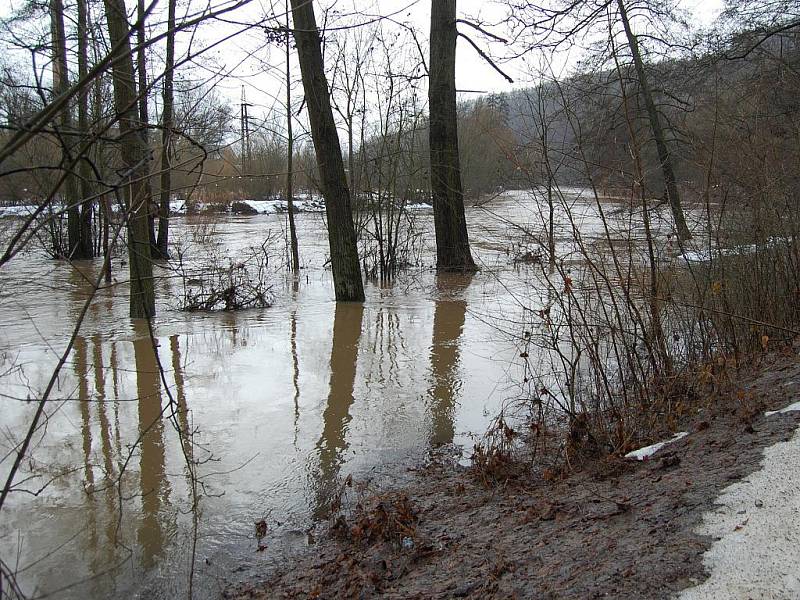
[0,0,726,125]
[213,0,728,122]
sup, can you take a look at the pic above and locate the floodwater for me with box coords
[0,189,681,599]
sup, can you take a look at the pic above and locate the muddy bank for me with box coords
[228,355,800,599]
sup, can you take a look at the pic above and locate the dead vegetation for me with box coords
[326,475,419,549]
[170,231,277,311]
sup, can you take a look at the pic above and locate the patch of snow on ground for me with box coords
[765,401,800,417]
[239,198,325,214]
[679,427,800,600]
[680,237,789,263]
[624,432,688,460]
[0,205,37,217]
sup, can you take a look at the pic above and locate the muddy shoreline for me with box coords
[228,355,800,599]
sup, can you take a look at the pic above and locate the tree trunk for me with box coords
[617,0,692,242]
[289,0,363,301]
[156,0,176,258]
[136,0,159,257]
[50,0,82,258]
[286,0,300,272]
[428,0,476,272]
[102,0,156,318]
[76,0,94,258]
[102,195,111,283]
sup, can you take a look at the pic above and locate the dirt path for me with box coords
[228,357,800,600]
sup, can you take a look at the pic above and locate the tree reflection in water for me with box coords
[312,302,364,519]
[428,274,472,447]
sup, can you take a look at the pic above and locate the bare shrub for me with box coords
[170,232,277,311]
[327,476,418,548]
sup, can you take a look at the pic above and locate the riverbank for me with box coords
[228,353,800,599]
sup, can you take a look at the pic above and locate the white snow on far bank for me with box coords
[765,401,800,417]
[624,432,688,460]
[237,198,325,214]
[678,427,800,600]
[167,197,327,215]
[680,237,791,263]
[0,204,37,217]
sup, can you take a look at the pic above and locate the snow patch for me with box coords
[228,197,325,215]
[0,204,38,218]
[678,427,800,600]
[681,237,790,263]
[765,401,800,417]
[624,432,688,460]
[170,199,187,215]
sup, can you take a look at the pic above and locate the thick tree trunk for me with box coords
[289,0,364,301]
[50,0,82,258]
[286,0,300,272]
[156,0,176,258]
[428,0,476,272]
[76,0,94,258]
[617,0,692,242]
[102,0,156,318]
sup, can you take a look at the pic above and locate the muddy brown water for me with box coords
[0,190,678,599]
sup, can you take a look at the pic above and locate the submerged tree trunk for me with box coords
[103,0,156,318]
[289,0,363,301]
[286,0,300,272]
[617,0,692,242]
[50,0,82,258]
[428,0,476,272]
[156,0,176,258]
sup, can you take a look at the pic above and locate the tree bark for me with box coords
[289,0,363,301]
[76,0,94,258]
[428,0,476,272]
[617,0,692,242]
[156,0,176,258]
[286,0,300,272]
[136,0,159,257]
[102,0,156,318]
[50,0,82,258]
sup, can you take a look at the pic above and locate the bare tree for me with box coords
[616,0,691,241]
[50,0,83,258]
[76,0,94,258]
[102,0,156,318]
[286,0,300,272]
[429,0,477,272]
[289,0,364,301]
[506,0,694,241]
[135,0,160,256]
[156,0,177,258]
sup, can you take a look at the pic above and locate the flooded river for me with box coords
[0,189,677,599]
